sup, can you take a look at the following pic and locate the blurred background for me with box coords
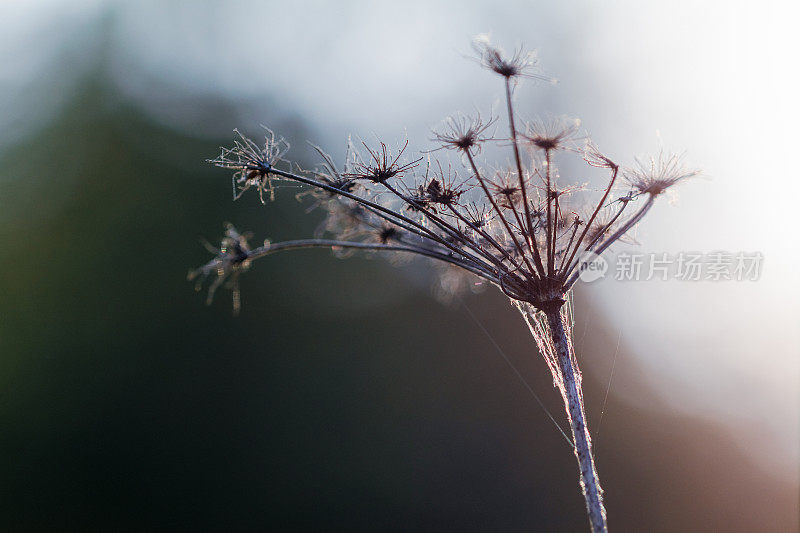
[1,1,797,531]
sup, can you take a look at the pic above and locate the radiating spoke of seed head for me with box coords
[471,34,552,82]
[431,112,497,153]
[523,116,583,152]
[624,151,699,197]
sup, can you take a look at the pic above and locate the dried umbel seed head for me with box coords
[193,39,693,315]
[417,161,470,211]
[489,170,523,208]
[523,116,582,151]
[425,178,458,205]
[462,202,494,229]
[431,113,496,152]
[208,128,290,203]
[306,143,358,195]
[345,140,422,183]
[624,152,699,196]
[583,141,619,169]
[472,34,539,79]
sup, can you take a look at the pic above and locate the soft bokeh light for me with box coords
[1,0,797,530]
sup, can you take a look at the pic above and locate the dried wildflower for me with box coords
[208,128,290,203]
[583,141,618,170]
[523,116,582,151]
[462,201,494,229]
[472,34,541,80]
[624,152,699,196]
[419,161,470,211]
[192,38,696,533]
[307,143,358,195]
[431,112,496,152]
[489,169,523,208]
[345,140,421,183]
[296,142,361,213]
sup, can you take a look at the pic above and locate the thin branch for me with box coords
[249,239,500,280]
[560,166,619,279]
[465,150,538,278]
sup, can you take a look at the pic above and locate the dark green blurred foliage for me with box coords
[0,67,581,531]
[0,64,795,532]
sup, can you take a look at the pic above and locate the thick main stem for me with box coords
[544,309,608,533]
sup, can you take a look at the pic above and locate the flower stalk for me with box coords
[546,306,607,533]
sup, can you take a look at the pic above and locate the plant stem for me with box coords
[544,308,608,533]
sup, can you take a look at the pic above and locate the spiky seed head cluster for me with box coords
[624,152,699,196]
[209,128,290,204]
[523,116,582,151]
[193,37,695,313]
[472,34,539,79]
[431,113,496,153]
[345,141,421,183]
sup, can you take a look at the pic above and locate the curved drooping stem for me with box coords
[544,308,608,533]
[249,239,499,281]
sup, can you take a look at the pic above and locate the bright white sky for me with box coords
[2,0,798,479]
